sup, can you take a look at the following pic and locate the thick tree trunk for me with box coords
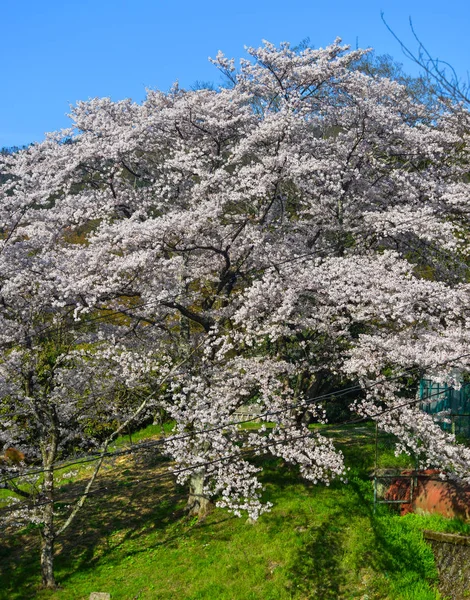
[187,470,211,518]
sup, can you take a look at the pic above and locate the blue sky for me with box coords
[2,0,469,148]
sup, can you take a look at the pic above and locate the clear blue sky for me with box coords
[2,0,469,148]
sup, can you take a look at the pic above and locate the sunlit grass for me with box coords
[0,423,458,599]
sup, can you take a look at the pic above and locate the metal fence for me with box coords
[420,379,470,438]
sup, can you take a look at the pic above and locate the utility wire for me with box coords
[0,364,463,487]
[0,381,460,518]
[0,429,321,515]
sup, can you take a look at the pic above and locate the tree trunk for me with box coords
[187,470,211,518]
[39,464,57,589]
[40,527,56,589]
[38,430,58,590]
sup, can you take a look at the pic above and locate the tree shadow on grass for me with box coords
[288,514,346,599]
[281,476,437,599]
[0,453,188,597]
[51,462,237,587]
[55,477,185,581]
[0,528,42,600]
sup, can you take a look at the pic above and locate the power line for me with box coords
[0,382,459,519]
[0,360,464,487]
[0,358,424,483]
[0,429,321,516]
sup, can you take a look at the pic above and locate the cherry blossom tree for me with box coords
[2,38,470,587]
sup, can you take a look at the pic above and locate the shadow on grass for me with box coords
[288,514,346,599]
[55,476,184,582]
[0,427,427,599]
[284,477,437,599]
[0,453,186,597]
[0,529,43,600]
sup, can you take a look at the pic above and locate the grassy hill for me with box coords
[1,424,468,599]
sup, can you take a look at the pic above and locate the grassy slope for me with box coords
[1,424,468,600]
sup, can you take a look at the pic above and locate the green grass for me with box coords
[111,422,175,447]
[0,423,459,599]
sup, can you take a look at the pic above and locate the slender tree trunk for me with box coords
[39,463,57,589]
[187,469,211,518]
[40,528,56,589]
[38,422,59,590]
